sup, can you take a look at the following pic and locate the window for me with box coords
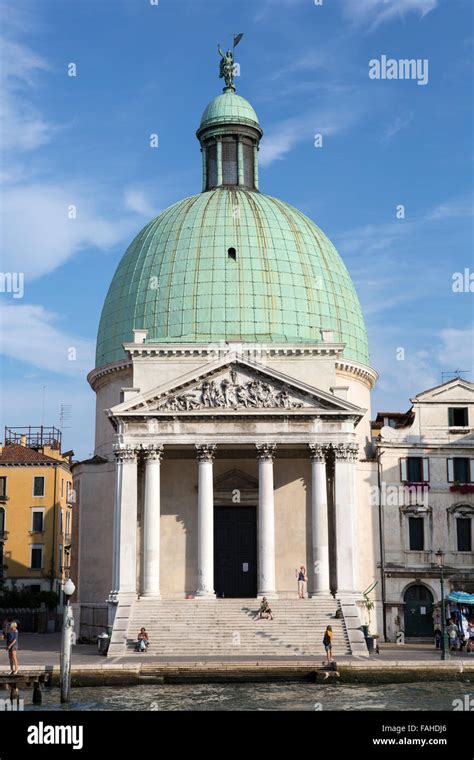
[61,479,64,498]
[448,458,472,483]
[58,544,62,572]
[66,511,71,535]
[457,518,472,551]
[448,407,468,427]
[222,140,237,185]
[31,511,44,532]
[30,546,43,570]
[206,143,217,189]
[0,507,5,534]
[400,457,429,482]
[227,247,237,260]
[60,509,64,533]
[242,142,254,187]
[0,477,6,498]
[33,476,45,497]
[409,517,424,550]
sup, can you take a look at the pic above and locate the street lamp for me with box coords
[60,578,76,703]
[435,549,449,661]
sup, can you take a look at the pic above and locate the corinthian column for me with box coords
[195,444,216,598]
[256,443,277,597]
[142,445,164,598]
[308,444,330,595]
[333,443,359,595]
[112,445,138,597]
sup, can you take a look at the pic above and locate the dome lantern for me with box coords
[196,36,262,192]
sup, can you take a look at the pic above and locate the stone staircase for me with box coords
[112,597,352,658]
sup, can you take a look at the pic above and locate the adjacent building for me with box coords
[0,427,74,605]
[373,378,474,640]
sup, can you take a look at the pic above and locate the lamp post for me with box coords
[435,549,449,661]
[60,578,76,703]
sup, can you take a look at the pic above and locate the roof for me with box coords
[0,443,63,465]
[198,91,261,134]
[96,188,369,368]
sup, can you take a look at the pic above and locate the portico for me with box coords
[107,354,364,602]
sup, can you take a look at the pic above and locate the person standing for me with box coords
[296,566,307,598]
[323,625,333,664]
[6,622,19,675]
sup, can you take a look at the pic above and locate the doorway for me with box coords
[404,584,434,637]
[214,506,257,597]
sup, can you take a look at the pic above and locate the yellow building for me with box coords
[0,427,74,605]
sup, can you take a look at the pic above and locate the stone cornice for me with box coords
[88,360,132,390]
[89,348,378,393]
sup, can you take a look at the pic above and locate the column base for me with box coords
[257,592,279,600]
[309,590,333,598]
[139,592,162,600]
[194,591,216,599]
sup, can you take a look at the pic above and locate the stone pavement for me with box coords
[1,633,473,669]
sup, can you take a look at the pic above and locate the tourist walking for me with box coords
[6,622,19,675]
[323,625,333,664]
[296,566,307,598]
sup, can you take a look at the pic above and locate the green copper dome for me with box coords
[199,91,261,133]
[96,188,369,367]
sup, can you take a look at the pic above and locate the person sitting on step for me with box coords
[135,627,149,652]
[256,597,274,621]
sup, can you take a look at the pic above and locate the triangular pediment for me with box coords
[214,469,258,491]
[109,355,365,418]
[413,378,474,403]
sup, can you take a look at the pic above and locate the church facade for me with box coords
[73,54,384,646]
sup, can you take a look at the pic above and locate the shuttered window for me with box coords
[400,457,429,482]
[447,457,470,483]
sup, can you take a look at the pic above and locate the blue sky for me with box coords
[0,0,473,458]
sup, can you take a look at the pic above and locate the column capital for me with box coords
[195,444,216,462]
[256,443,276,461]
[113,445,137,464]
[332,442,359,463]
[308,443,328,463]
[141,444,164,463]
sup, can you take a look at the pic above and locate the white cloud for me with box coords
[436,326,474,372]
[0,38,56,151]
[426,195,474,221]
[0,182,143,280]
[260,105,363,166]
[0,303,95,376]
[123,188,159,218]
[381,111,414,143]
[343,0,438,30]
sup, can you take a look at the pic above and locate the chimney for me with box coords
[20,434,27,447]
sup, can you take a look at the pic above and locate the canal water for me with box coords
[19,682,472,711]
